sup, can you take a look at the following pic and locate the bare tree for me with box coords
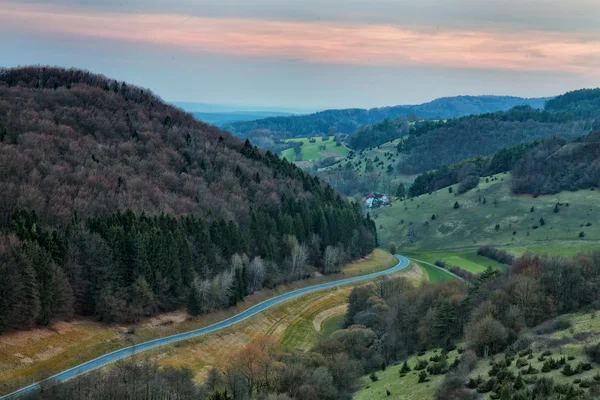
[289,243,309,281]
[247,256,265,292]
[323,245,339,274]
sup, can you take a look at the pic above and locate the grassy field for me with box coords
[280,136,349,164]
[415,261,457,283]
[355,348,461,400]
[357,310,600,400]
[374,172,600,253]
[321,313,345,336]
[405,249,508,274]
[0,249,398,395]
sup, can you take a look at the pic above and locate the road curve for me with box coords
[2,255,410,399]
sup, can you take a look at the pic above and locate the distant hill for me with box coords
[191,111,295,126]
[223,95,550,138]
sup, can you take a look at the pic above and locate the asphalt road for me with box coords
[2,254,410,399]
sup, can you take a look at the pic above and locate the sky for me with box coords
[1,0,599,111]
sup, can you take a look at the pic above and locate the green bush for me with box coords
[414,358,429,371]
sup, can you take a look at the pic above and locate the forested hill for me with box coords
[397,98,599,174]
[223,95,548,138]
[0,67,377,332]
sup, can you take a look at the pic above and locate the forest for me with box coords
[405,128,600,198]
[22,250,600,399]
[0,67,377,332]
[397,92,600,174]
[223,96,547,140]
[347,117,409,150]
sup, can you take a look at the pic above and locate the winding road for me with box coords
[2,255,412,399]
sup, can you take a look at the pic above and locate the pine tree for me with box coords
[187,284,203,316]
[50,265,74,321]
[396,184,406,200]
[453,201,460,209]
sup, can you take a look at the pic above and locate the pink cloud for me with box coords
[2,2,599,74]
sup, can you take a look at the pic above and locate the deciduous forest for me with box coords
[0,67,377,332]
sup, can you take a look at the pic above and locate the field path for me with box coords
[2,255,411,399]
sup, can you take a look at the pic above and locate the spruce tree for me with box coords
[187,284,203,316]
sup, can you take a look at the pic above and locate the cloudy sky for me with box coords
[1,0,599,110]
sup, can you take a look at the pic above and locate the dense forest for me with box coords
[0,67,377,332]
[223,96,548,139]
[397,91,600,174]
[407,142,539,197]
[24,250,600,399]
[404,128,600,198]
[545,88,600,119]
[347,117,410,150]
[397,107,590,174]
[512,131,600,195]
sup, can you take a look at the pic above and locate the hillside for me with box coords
[0,67,377,333]
[398,107,589,174]
[374,172,600,252]
[223,95,548,139]
[512,131,600,195]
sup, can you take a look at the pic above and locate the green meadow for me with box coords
[374,173,600,255]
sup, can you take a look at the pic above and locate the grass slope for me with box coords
[355,348,460,400]
[375,172,600,253]
[470,311,600,399]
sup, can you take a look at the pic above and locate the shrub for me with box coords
[523,364,539,375]
[418,370,428,383]
[453,201,460,209]
[534,319,572,335]
[579,232,585,238]
[369,372,378,382]
[466,375,484,389]
[562,363,578,376]
[400,360,411,374]
[516,358,529,368]
[586,342,600,363]
[414,358,429,371]
[477,378,497,393]
[477,245,514,265]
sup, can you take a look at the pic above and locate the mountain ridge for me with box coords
[223,95,551,138]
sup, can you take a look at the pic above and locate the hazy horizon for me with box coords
[2,0,599,109]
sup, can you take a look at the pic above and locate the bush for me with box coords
[516,358,529,368]
[369,372,378,382]
[458,175,480,194]
[418,370,428,383]
[561,363,578,376]
[466,375,484,389]
[453,201,460,209]
[477,378,497,393]
[477,245,514,265]
[400,360,411,374]
[534,319,572,335]
[587,342,600,363]
[414,359,429,371]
